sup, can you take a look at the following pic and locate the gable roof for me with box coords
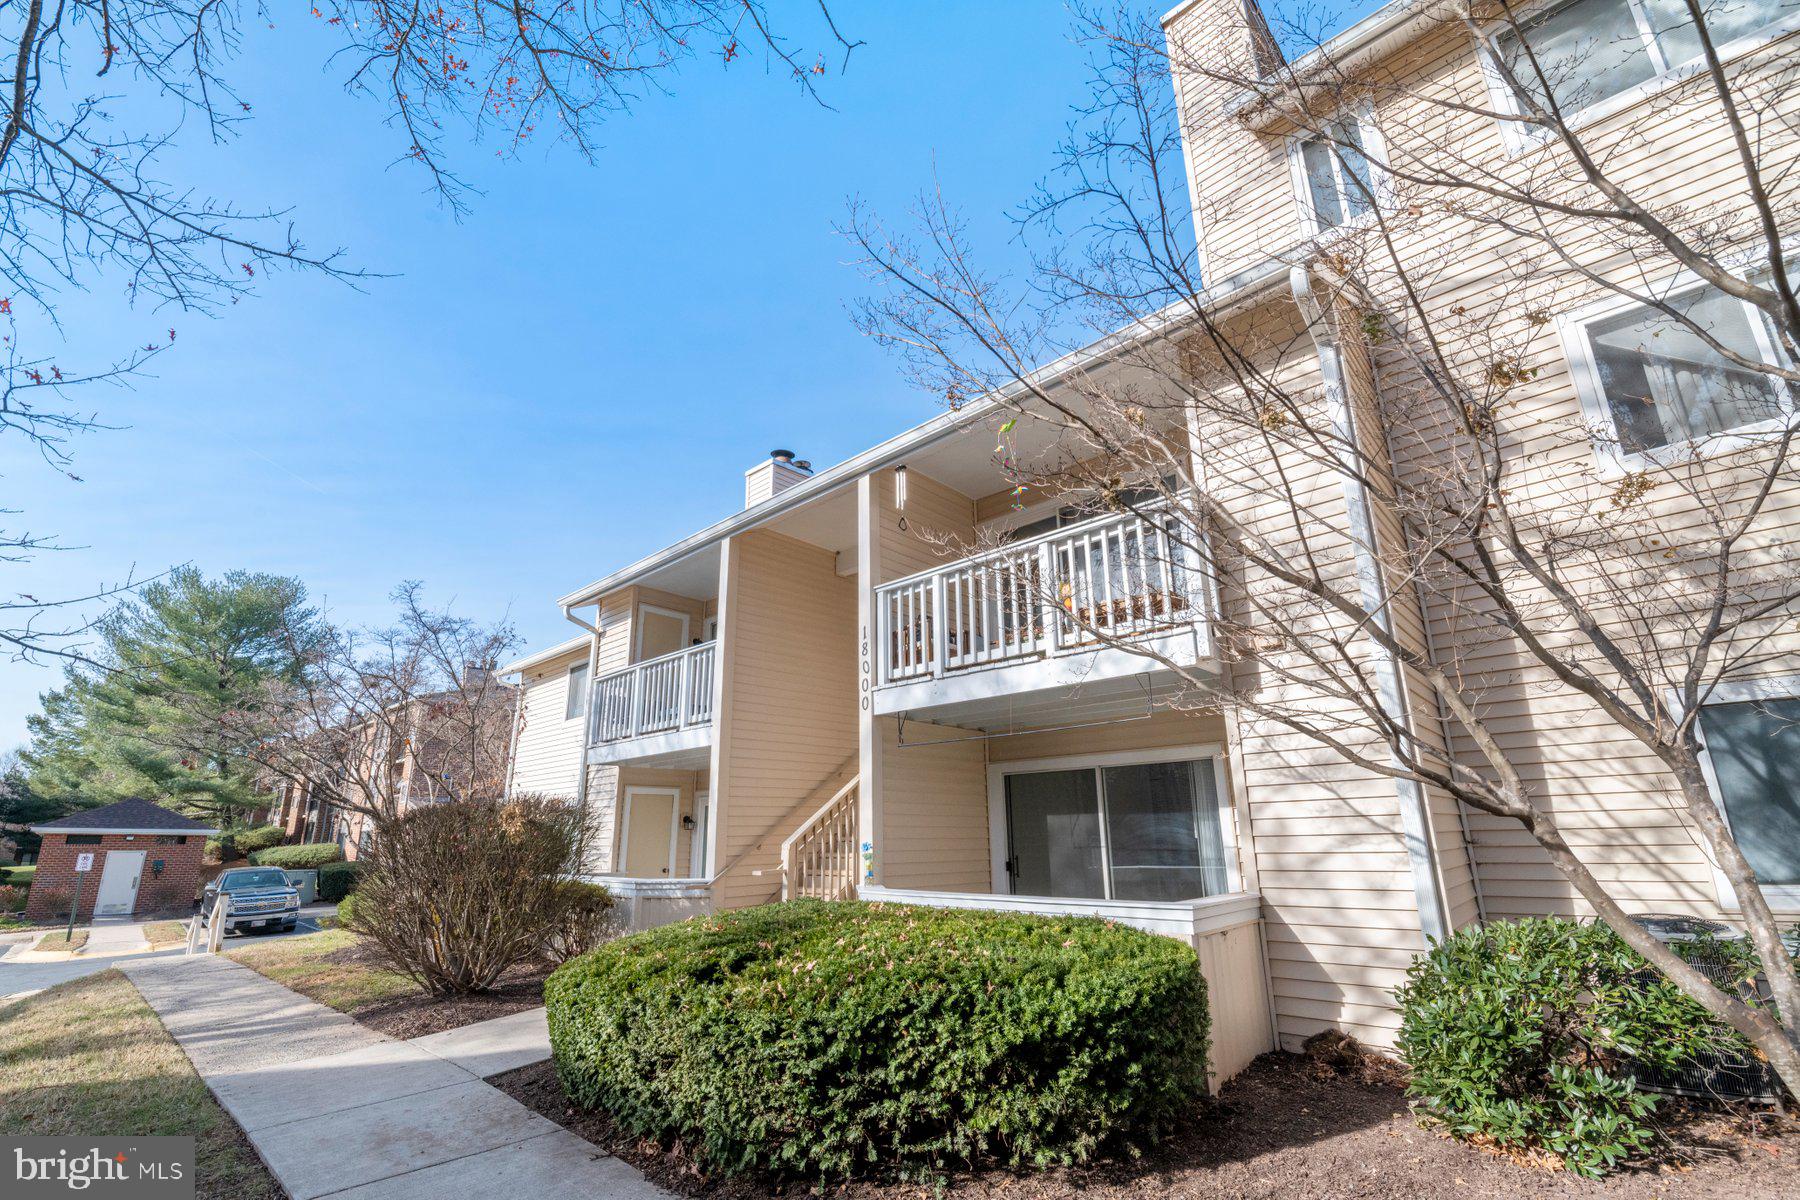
[31,797,221,837]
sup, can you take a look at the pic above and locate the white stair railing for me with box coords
[779,777,860,902]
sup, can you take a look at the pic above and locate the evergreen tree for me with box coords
[21,568,321,825]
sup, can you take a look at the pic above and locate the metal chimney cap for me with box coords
[770,449,795,464]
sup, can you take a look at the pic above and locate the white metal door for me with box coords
[94,850,146,916]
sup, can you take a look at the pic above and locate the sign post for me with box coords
[67,851,95,944]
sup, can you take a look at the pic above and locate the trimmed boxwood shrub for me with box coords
[251,843,345,870]
[1396,918,1747,1177]
[316,860,363,903]
[335,892,363,929]
[546,899,1210,1181]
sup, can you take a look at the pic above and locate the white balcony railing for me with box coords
[874,506,1207,686]
[590,642,716,745]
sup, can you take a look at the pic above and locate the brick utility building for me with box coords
[27,798,218,921]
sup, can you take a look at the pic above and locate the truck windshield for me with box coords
[223,869,290,890]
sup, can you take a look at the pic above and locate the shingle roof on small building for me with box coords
[31,796,220,836]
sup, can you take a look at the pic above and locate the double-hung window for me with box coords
[1562,277,1790,463]
[1694,679,1800,908]
[1486,0,1800,137]
[565,661,589,721]
[1001,752,1233,903]
[1288,112,1385,238]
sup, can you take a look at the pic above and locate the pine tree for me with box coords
[21,568,322,826]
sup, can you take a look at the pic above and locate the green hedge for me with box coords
[250,843,345,870]
[1396,918,1748,1177]
[316,861,363,903]
[335,892,363,929]
[546,899,1209,1181]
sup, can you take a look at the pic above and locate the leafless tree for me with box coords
[849,1,1800,1093]
[0,0,856,659]
[233,582,520,833]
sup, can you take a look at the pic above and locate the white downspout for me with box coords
[561,604,603,818]
[1289,265,1450,945]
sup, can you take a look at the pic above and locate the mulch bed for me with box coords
[329,943,552,1039]
[490,1049,1797,1199]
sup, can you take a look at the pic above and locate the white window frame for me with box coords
[1476,0,1800,156]
[1557,269,1794,474]
[564,661,589,722]
[634,604,692,661]
[1675,673,1800,912]
[1284,103,1393,241]
[984,743,1242,902]
[619,785,681,877]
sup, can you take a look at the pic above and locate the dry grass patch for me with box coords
[0,970,281,1200]
[36,926,88,952]
[227,927,417,1013]
[144,921,191,949]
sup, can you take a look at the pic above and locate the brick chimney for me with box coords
[744,449,813,507]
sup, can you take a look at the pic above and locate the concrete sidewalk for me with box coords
[121,955,663,1199]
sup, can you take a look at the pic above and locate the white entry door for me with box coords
[621,788,679,877]
[94,850,145,916]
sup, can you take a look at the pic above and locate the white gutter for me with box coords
[499,634,591,677]
[554,260,1289,611]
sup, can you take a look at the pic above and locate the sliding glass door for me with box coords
[1005,755,1229,902]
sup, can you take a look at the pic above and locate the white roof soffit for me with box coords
[556,259,1288,610]
[499,634,591,676]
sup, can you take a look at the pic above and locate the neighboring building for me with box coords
[267,676,516,860]
[26,798,216,920]
[501,0,1800,1080]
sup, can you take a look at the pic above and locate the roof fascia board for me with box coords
[556,261,1287,609]
[500,634,592,676]
[31,825,222,836]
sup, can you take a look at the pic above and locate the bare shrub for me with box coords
[540,880,618,964]
[352,794,593,995]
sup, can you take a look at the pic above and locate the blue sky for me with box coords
[0,1,1378,749]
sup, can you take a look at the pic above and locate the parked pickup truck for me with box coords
[201,867,301,936]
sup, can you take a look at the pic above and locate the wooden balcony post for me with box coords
[628,667,643,739]
[1038,541,1062,653]
[677,648,693,729]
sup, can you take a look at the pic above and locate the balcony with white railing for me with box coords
[871,505,1217,724]
[587,642,716,767]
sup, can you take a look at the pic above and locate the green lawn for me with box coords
[0,970,282,1200]
[227,928,418,1013]
[0,864,35,888]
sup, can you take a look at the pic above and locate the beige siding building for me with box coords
[503,0,1800,1076]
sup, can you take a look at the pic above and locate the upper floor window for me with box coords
[1290,114,1383,237]
[1488,0,1798,129]
[1561,278,1789,462]
[565,661,589,721]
